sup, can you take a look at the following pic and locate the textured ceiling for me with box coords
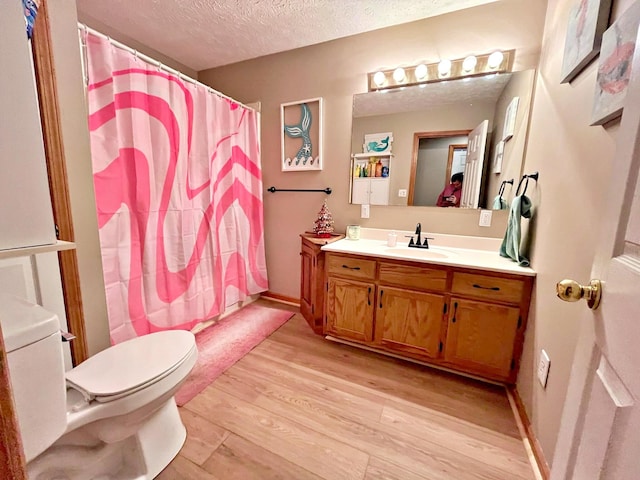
[75,0,499,71]
[353,74,512,117]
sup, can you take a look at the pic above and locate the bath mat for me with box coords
[175,303,294,406]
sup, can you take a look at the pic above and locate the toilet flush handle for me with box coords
[60,330,76,342]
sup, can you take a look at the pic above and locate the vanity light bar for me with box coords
[367,49,515,92]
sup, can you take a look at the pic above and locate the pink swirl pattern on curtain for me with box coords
[85,33,267,343]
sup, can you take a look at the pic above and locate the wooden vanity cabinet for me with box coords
[374,286,445,359]
[323,252,534,384]
[324,254,376,342]
[299,234,344,334]
[443,272,531,381]
[444,298,522,381]
[374,261,449,360]
[326,277,375,342]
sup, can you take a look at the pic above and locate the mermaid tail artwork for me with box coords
[283,103,314,166]
[366,135,389,152]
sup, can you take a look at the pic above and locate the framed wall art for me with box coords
[493,141,505,174]
[502,97,520,141]
[591,1,640,125]
[560,0,612,84]
[281,97,323,171]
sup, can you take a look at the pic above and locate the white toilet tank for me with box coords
[0,293,67,461]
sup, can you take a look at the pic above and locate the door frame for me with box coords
[31,0,89,366]
[407,130,471,205]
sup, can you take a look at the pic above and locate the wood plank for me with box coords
[165,306,537,479]
[223,353,384,423]
[184,386,369,480]
[156,455,216,480]
[212,357,531,480]
[267,328,519,436]
[178,409,229,465]
[380,404,533,479]
[365,456,432,480]
[202,432,324,480]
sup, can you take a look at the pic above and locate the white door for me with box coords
[460,120,488,208]
[551,33,640,480]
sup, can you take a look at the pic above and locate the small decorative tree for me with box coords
[313,199,335,238]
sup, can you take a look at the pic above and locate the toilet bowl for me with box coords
[0,293,198,479]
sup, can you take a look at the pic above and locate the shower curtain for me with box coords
[85,32,268,344]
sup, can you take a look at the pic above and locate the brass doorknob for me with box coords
[556,279,602,310]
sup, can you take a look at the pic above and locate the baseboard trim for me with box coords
[506,386,550,480]
[260,291,300,307]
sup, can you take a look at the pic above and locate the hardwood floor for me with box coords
[158,300,536,480]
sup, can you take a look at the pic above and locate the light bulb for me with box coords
[488,51,504,69]
[438,59,452,77]
[393,67,406,83]
[414,63,428,80]
[462,55,477,72]
[373,71,386,87]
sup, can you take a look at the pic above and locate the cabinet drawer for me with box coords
[379,262,447,292]
[452,272,524,304]
[326,254,376,280]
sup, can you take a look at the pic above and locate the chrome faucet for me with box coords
[408,223,433,249]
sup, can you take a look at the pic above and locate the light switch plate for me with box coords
[361,204,370,218]
[479,210,492,227]
[537,349,550,388]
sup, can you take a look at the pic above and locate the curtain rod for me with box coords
[77,23,255,112]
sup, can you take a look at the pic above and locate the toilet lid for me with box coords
[66,330,196,400]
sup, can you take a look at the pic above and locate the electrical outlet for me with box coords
[361,204,370,218]
[398,189,407,198]
[479,210,492,227]
[537,350,551,388]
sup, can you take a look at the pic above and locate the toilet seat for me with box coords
[66,330,196,403]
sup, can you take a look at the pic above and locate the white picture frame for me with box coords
[281,97,323,171]
[363,132,393,154]
[502,97,520,141]
[493,141,505,174]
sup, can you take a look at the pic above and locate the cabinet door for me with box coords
[326,277,374,342]
[444,297,520,381]
[300,241,315,325]
[374,286,444,359]
[369,178,390,205]
[351,179,369,205]
[0,0,56,250]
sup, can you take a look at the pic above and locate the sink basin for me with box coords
[383,247,452,259]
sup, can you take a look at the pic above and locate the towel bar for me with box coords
[267,186,332,194]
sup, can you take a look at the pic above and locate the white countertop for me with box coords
[321,229,535,277]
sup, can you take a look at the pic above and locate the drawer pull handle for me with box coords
[379,289,384,308]
[368,287,371,306]
[342,264,361,270]
[472,283,500,291]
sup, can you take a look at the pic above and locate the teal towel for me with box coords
[499,195,532,267]
[492,195,508,210]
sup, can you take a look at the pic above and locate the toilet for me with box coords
[0,293,198,479]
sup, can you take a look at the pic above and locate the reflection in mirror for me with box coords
[411,133,468,207]
[350,69,535,209]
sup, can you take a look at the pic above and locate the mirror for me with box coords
[350,69,535,209]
